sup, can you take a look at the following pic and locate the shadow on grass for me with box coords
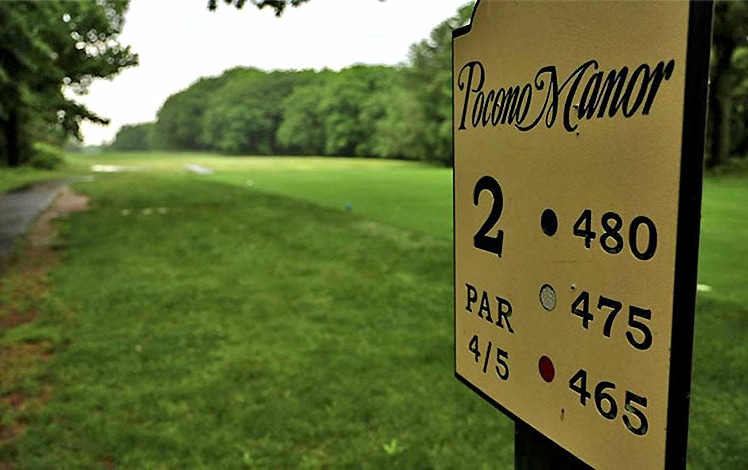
[688,296,748,467]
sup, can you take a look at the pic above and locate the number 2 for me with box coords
[473,176,504,257]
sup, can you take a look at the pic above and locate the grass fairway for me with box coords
[65,152,454,238]
[1,152,746,468]
[688,176,748,467]
[2,165,511,469]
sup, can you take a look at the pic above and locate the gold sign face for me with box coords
[453,1,708,468]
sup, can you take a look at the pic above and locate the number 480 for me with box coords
[573,210,657,261]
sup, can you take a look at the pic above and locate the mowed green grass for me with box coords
[0,165,87,194]
[3,162,511,469]
[1,152,746,468]
[688,176,748,467]
[67,152,453,238]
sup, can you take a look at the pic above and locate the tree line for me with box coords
[110,4,469,166]
[709,0,748,168]
[112,0,748,168]
[1,1,745,169]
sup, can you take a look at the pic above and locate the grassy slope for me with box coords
[66,152,453,238]
[688,176,748,467]
[5,170,511,469]
[0,164,88,194]
[2,153,746,468]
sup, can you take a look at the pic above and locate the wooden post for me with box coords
[515,421,591,470]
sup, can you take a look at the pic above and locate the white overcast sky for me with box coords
[77,0,470,145]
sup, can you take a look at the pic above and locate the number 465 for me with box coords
[569,369,649,436]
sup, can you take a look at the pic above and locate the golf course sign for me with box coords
[453,1,712,468]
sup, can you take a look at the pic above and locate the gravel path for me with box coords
[0,180,69,258]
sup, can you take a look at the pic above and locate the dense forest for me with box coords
[112,1,748,168]
[1,1,745,169]
[110,4,468,165]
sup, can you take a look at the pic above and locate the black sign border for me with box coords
[452,1,713,468]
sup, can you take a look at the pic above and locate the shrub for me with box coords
[29,142,65,169]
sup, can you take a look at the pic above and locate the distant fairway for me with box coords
[1,152,745,468]
[71,152,453,238]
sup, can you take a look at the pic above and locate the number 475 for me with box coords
[571,291,653,351]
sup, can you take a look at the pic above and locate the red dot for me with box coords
[539,356,555,383]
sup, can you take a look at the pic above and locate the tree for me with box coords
[199,68,317,154]
[400,4,473,165]
[371,82,430,161]
[0,1,137,167]
[315,66,398,157]
[707,0,748,168]
[207,0,311,16]
[110,123,155,151]
[731,47,748,156]
[207,0,387,15]
[276,78,331,155]
[152,75,227,150]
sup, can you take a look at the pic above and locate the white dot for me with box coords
[539,284,557,311]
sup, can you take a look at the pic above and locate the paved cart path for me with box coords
[0,180,69,258]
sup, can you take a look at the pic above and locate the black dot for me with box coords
[541,209,558,236]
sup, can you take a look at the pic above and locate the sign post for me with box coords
[453,1,712,469]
